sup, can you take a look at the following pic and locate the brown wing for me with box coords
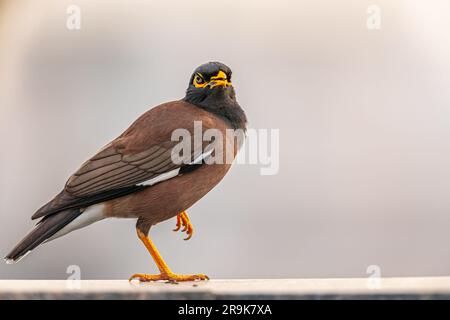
[32,100,225,220]
[64,141,179,197]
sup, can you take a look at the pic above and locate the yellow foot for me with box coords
[129,272,209,283]
[173,211,194,240]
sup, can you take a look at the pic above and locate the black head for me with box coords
[184,62,247,129]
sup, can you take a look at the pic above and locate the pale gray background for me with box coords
[1,0,450,280]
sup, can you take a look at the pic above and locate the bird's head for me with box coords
[183,61,246,129]
[190,61,232,90]
[184,62,235,104]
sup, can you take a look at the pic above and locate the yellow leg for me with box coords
[173,211,194,240]
[129,228,208,282]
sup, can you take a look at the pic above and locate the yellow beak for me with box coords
[208,70,232,88]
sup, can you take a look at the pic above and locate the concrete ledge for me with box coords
[1,277,450,299]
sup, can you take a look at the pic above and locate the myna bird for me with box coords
[5,62,247,282]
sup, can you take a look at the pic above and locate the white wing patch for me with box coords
[137,150,211,187]
[137,168,180,186]
[192,148,214,164]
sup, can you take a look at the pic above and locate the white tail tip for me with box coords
[4,250,31,264]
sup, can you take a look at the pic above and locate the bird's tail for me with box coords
[4,208,81,264]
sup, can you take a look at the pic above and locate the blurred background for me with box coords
[1,0,450,280]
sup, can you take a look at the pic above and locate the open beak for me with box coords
[208,70,232,88]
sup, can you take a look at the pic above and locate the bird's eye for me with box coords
[194,74,204,85]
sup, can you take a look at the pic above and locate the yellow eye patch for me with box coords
[193,71,231,89]
[193,73,207,88]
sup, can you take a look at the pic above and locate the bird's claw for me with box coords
[129,272,209,283]
[173,211,194,240]
[173,214,182,232]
